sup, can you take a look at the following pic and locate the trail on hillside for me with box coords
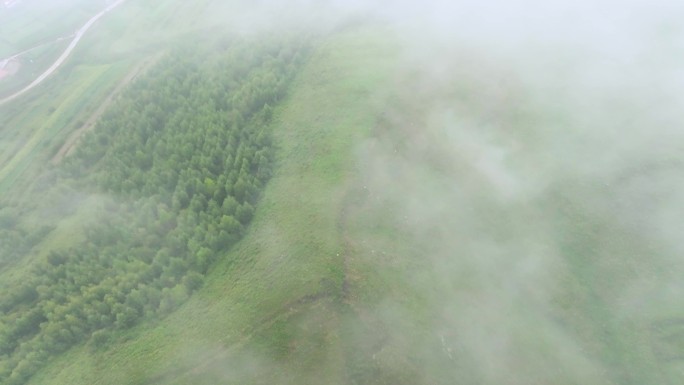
[50,53,162,165]
[0,0,127,106]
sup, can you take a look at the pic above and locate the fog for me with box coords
[320,0,684,384]
[165,0,684,383]
[5,0,684,383]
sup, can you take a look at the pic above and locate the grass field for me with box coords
[2,1,684,384]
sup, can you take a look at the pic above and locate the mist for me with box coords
[317,0,684,383]
[3,0,684,384]
[156,0,684,383]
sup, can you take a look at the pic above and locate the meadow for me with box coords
[1,1,684,384]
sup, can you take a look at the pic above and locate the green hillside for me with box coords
[21,26,399,385]
[1,1,684,384]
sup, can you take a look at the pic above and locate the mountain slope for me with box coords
[27,26,400,385]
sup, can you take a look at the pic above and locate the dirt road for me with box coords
[0,0,127,106]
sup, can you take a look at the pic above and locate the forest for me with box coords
[0,34,309,385]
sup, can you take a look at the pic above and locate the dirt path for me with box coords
[0,0,127,106]
[50,54,162,165]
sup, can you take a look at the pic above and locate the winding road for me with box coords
[0,0,127,106]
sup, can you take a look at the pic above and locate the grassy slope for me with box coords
[27,26,400,385]
[4,3,683,383]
